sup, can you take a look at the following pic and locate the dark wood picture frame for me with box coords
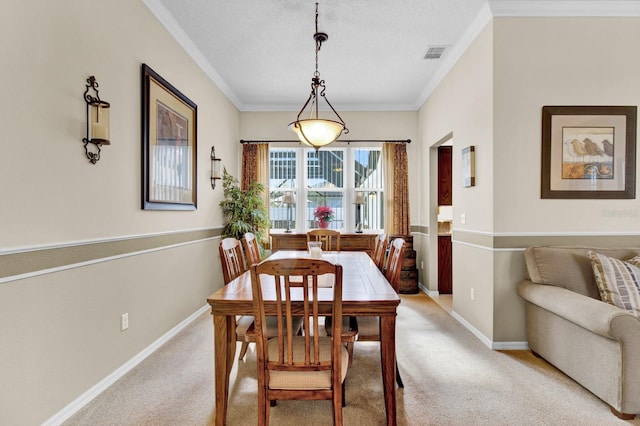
[141,63,197,210]
[541,105,636,199]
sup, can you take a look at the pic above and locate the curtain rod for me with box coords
[240,139,411,144]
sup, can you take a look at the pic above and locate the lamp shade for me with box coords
[282,191,295,204]
[355,192,365,204]
[289,119,345,148]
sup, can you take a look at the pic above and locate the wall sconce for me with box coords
[282,191,296,233]
[82,76,110,164]
[211,146,222,189]
[354,190,365,233]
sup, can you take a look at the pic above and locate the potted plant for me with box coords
[313,205,334,229]
[219,168,270,254]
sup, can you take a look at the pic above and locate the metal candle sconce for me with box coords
[82,76,110,164]
[211,146,222,189]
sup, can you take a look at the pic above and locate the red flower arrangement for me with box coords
[313,205,334,225]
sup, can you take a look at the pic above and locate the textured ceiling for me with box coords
[147,0,639,111]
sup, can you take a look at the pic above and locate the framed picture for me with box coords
[462,146,475,187]
[141,64,197,210]
[541,105,636,199]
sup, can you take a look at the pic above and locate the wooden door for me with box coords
[438,236,452,294]
[438,146,452,206]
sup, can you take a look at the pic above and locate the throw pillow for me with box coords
[588,251,640,317]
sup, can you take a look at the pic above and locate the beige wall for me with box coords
[417,22,495,337]
[493,17,640,233]
[0,1,238,424]
[489,17,640,342]
[417,16,640,346]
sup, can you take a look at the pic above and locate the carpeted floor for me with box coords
[65,293,640,425]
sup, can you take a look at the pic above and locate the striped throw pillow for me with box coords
[588,251,640,317]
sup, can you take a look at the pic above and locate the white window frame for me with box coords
[268,146,383,233]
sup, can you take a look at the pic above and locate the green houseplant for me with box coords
[219,168,270,251]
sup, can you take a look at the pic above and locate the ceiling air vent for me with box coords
[424,46,447,60]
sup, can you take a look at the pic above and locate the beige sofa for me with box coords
[518,246,640,419]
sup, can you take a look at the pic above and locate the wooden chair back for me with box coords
[372,233,387,271]
[242,232,262,266]
[250,258,346,424]
[219,237,247,285]
[385,238,405,293]
[306,229,341,251]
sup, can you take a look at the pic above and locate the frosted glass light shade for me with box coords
[289,119,345,148]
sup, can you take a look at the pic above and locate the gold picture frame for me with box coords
[541,105,636,199]
[141,64,197,210]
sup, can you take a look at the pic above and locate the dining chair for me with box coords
[242,232,262,266]
[307,229,341,251]
[249,258,355,425]
[221,236,303,362]
[219,237,253,361]
[354,237,406,387]
[372,233,387,271]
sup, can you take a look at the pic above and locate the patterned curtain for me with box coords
[383,143,410,235]
[241,143,258,190]
[241,143,270,246]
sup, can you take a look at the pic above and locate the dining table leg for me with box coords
[380,314,397,426]
[213,313,237,426]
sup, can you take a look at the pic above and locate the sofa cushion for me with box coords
[524,246,640,299]
[588,251,640,317]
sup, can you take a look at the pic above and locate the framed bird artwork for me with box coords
[541,105,636,199]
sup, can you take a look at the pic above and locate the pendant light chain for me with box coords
[314,3,320,78]
[288,2,348,150]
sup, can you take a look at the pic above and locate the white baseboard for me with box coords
[492,341,530,351]
[450,310,529,350]
[418,282,438,296]
[417,282,529,351]
[43,305,210,426]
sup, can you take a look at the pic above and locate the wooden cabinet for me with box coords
[388,234,419,294]
[438,146,452,206]
[438,235,452,294]
[271,233,377,256]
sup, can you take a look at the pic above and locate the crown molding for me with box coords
[141,0,243,110]
[488,0,640,17]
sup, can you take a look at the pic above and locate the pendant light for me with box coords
[289,3,348,150]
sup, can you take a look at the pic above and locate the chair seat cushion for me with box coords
[589,251,640,317]
[237,316,303,340]
[235,315,254,338]
[267,336,348,390]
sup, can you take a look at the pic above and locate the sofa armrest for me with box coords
[518,279,637,339]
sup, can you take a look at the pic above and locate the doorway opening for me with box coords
[428,133,453,313]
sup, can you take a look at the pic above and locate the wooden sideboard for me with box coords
[270,232,377,256]
[271,232,419,294]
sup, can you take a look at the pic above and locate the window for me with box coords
[269,146,384,233]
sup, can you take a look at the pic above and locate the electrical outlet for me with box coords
[460,213,466,224]
[121,313,129,331]
[470,288,475,301]
[421,260,424,270]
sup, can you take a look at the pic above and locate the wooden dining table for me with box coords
[207,250,401,426]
